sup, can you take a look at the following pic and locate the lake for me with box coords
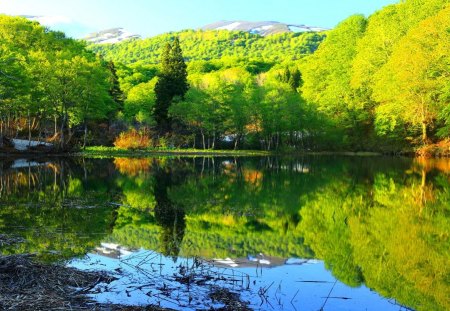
[0,156,448,311]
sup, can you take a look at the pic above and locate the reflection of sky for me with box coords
[70,249,403,311]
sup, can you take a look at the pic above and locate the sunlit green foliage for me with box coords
[301,15,369,148]
[0,15,117,149]
[299,0,450,150]
[373,6,450,142]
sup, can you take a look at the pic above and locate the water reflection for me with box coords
[154,165,186,258]
[0,156,448,311]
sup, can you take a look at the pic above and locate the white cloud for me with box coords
[28,15,73,26]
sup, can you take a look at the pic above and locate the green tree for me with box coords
[107,60,124,116]
[154,37,189,132]
[372,6,450,143]
[124,78,157,128]
[301,15,368,149]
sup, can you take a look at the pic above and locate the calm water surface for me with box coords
[0,156,448,311]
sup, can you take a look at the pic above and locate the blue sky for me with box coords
[0,0,399,38]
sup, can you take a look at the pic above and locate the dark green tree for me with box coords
[154,37,189,132]
[289,68,302,92]
[107,60,124,112]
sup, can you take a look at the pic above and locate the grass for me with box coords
[76,146,272,158]
[76,146,388,158]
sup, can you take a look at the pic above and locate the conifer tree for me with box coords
[154,37,188,132]
[107,60,124,111]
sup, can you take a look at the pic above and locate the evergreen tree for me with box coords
[289,68,302,92]
[169,37,189,97]
[154,38,189,132]
[107,60,124,112]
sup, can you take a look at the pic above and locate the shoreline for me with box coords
[1,149,384,158]
[0,146,448,158]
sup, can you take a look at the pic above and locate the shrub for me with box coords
[113,129,151,150]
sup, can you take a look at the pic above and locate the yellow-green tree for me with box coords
[373,6,450,143]
[301,15,368,148]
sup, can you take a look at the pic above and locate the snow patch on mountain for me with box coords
[202,21,328,36]
[84,28,141,44]
[216,22,242,31]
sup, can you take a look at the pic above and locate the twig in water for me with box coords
[320,279,338,311]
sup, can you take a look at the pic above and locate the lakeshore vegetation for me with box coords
[0,0,449,153]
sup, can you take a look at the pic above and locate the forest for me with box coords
[0,0,449,153]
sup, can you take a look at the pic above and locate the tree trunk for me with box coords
[234,133,240,150]
[275,133,280,150]
[60,108,67,150]
[83,122,88,149]
[54,115,58,137]
[27,110,32,147]
[422,121,427,145]
[0,119,3,148]
[201,130,206,150]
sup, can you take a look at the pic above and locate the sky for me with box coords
[0,0,400,38]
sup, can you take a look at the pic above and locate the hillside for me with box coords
[88,29,326,65]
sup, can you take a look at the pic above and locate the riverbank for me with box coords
[1,143,449,158]
[416,140,450,157]
[76,146,272,158]
[75,146,387,158]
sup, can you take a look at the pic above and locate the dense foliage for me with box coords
[301,0,450,150]
[1,0,450,152]
[97,0,450,152]
[89,30,325,65]
[154,38,189,132]
[0,15,118,150]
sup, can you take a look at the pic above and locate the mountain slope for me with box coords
[202,21,328,36]
[88,29,326,65]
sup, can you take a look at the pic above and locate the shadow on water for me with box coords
[0,156,448,310]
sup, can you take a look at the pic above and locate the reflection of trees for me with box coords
[0,160,64,199]
[298,164,450,311]
[0,159,119,261]
[100,155,449,311]
[111,159,188,258]
[167,157,322,258]
[154,166,186,258]
[114,158,152,176]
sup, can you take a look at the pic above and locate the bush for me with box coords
[113,130,151,150]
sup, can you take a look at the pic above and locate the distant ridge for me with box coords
[201,21,328,36]
[84,28,140,44]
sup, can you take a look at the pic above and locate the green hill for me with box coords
[88,29,326,65]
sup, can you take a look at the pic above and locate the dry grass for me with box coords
[0,254,178,311]
[416,140,450,157]
[0,234,175,311]
[0,234,252,311]
[0,254,114,310]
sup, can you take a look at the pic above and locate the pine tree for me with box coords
[154,38,189,132]
[107,60,124,114]
[289,68,302,92]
